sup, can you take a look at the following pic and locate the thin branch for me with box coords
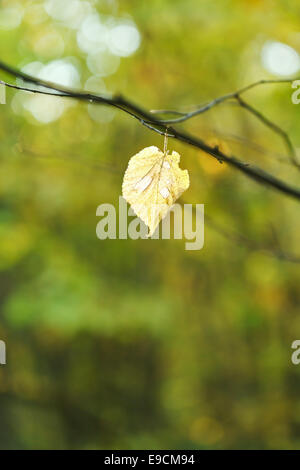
[152,79,300,168]
[205,212,300,264]
[150,109,187,116]
[22,145,121,174]
[208,129,295,166]
[1,60,300,202]
[0,59,159,123]
[181,199,300,263]
[151,77,299,124]
[236,95,299,167]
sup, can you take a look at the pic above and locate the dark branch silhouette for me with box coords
[0,59,300,202]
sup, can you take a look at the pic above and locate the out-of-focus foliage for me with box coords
[0,0,300,450]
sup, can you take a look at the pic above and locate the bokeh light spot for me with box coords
[261,40,300,76]
[107,24,141,57]
[0,3,24,30]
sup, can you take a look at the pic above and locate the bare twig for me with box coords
[152,78,300,168]
[236,95,299,167]
[181,199,300,263]
[200,209,300,264]
[205,212,300,264]
[208,129,294,165]
[151,78,299,123]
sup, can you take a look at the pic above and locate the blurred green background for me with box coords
[0,0,300,450]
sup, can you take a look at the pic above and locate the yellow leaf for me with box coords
[122,146,189,236]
